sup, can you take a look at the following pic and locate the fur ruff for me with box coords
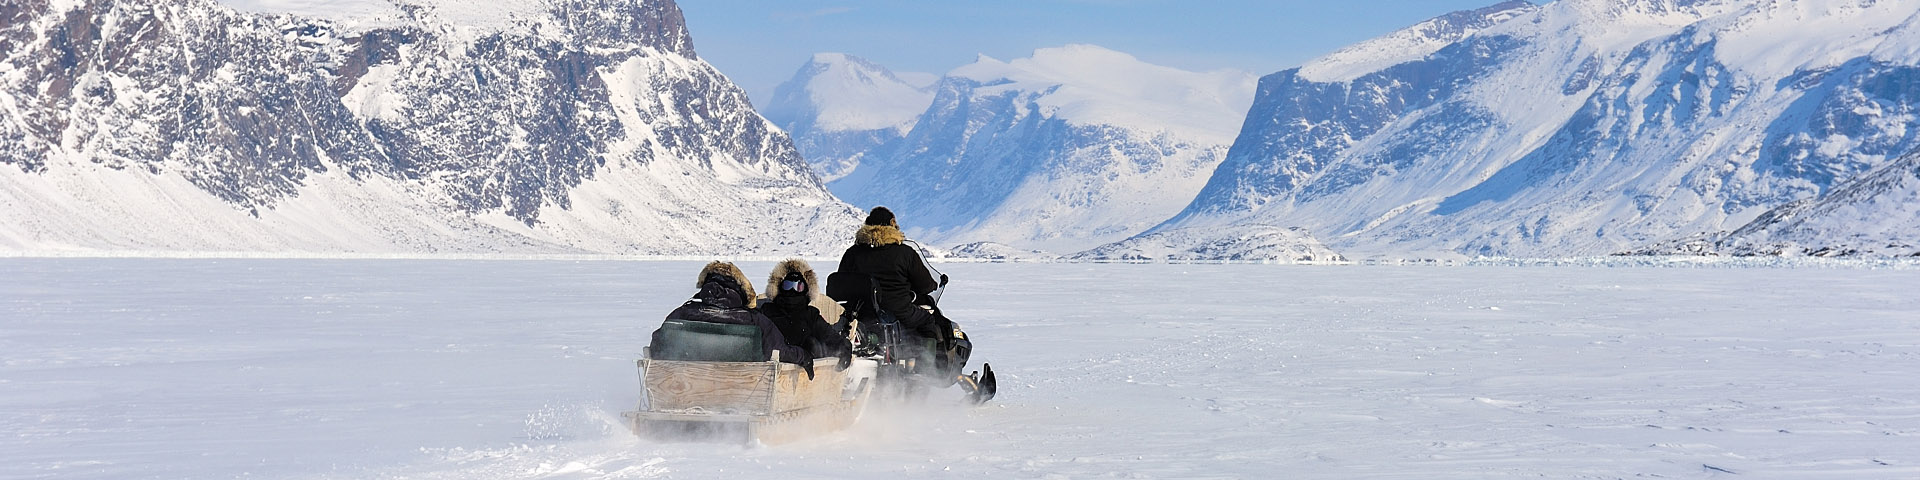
[696,261,757,308]
[762,258,821,300]
[762,258,845,325]
[855,225,905,247]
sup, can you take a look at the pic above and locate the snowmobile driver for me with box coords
[836,207,950,348]
[831,207,990,402]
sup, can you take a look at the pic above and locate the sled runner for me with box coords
[623,321,877,446]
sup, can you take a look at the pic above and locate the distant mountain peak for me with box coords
[804,53,885,78]
[946,43,1256,142]
[822,45,1258,254]
[765,52,934,134]
[954,44,1159,82]
[811,52,855,63]
[761,53,937,182]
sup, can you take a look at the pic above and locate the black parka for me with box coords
[836,224,938,318]
[759,291,852,363]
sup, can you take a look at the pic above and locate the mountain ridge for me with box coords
[1159,0,1920,259]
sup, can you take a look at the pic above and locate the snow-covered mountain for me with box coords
[1635,148,1920,257]
[1161,0,1920,258]
[828,45,1259,255]
[1714,150,1920,257]
[761,53,938,183]
[0,0,861,256]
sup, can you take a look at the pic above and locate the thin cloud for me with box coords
[772,7,855,21]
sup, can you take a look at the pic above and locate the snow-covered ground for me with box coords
[4,259,1918,479]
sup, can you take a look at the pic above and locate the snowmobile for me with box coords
[825,267,996,406]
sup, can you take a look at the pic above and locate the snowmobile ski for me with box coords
[959,363,997,405]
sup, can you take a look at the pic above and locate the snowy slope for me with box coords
[829,45,1258,255]
[1165,0,1920,259]
[1298,0,1536,83]
[1636,148,1920,257]
[0,0,861,256]
[761,53,937,182]
[6,258,1919,478]
[764,53,937,135]
[939,45,1253,142]
[1715,149,1920,257]
[1070,225,1346,263]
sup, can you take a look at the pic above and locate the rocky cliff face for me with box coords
[0,0,860,255]
[1164,0,1920,258]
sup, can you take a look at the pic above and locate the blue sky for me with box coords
[679,0,1537,103]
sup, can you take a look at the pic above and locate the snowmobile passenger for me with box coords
[650,261,812,376]
[758,259,853,369]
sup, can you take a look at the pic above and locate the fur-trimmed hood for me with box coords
[695,261,757,308]
[763,258,823,300]
[855,225,906,247]
[761,258,846,325]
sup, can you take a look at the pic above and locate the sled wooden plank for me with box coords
[627,358,876,446]
[643,359,776,414]
[772,359,846,413]
[754,398,864,446]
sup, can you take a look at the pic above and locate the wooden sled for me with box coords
[623,349,875,446]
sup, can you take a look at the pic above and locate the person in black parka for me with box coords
[651,261,811,375]
[837,207,953,348]
[757,258,853,368]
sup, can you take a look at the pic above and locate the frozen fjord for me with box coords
[2,259,1918,479]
